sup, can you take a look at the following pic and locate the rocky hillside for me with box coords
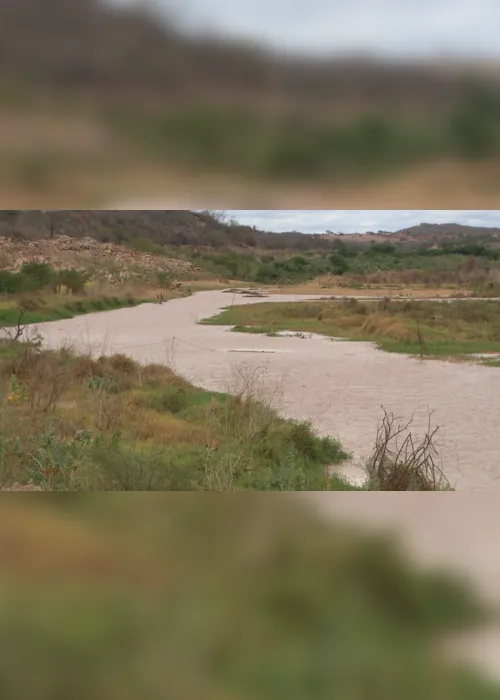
[1,211,499,258]
[0,234,201,284]
[0,210,336,251]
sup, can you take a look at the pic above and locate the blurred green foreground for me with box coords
[0,496,498,699]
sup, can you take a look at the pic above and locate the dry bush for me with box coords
[376,296,392,312]
[93,392,125,432]
[341,297,360,311]
[72,354,104,380]
[85,371,126,433]
[231,363,285,409]
[316,302,342,321]
[199,364,288,491]
[337,315,364,329]
[107,353,137,375]
[75,352,140,390]
[8,342,78,411]
[139,362,189,390]
[122,405,206,445]
[360,313,390,335]
[214,363,286,443]
[365,407,450,491]
[401,300,420,313]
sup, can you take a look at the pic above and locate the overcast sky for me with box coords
[114,0,500,59]
[224,210,500,233]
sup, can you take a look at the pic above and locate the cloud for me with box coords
[144,0,500,58]
[224,210,500,233]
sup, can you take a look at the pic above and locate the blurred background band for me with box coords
[1,0,500,208]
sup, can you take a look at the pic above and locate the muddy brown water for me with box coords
[32,290,500,492]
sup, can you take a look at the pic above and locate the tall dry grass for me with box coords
[335,265,500,294]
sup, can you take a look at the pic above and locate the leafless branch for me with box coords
[365,406,450,491]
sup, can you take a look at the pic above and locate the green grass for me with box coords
[0,343,357,491]
[0,295,150,326]
[482,358,500,367]
[203,299,500,361]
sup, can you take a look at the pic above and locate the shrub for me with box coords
[54,269,89,295]
[329,253,349,276]
[20,262,55,287]
[107,354,137,375]
[85,442,202,491]
[365,242,397,256]
[365,408,451,491]
[0,270,24,294]
[130,237,165,255]
[148,386,187,414]
[157,271,173,288]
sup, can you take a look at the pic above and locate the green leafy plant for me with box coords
[28,428,93,490]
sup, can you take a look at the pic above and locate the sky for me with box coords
[112,0,500,59]
[223,210,500,233]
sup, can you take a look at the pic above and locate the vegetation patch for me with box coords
[205,299,500,362]
[0,295,148,326]
[0,341,355,491]
[107,89,500,180]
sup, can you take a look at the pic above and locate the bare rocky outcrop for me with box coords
[0,235,202,283]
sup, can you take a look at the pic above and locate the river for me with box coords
[32,289,500,491]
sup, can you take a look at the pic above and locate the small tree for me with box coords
[329,254,349,276]
[54,269,89,295]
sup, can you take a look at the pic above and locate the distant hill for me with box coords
[394,222,500,239]
[2,211,500,254]
[0,210,337,252]
[0,0,499,111]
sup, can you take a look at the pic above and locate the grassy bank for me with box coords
[0,497,498,698]
[203,298,500,361]
[0,340,356,491]
[0,261,192,327]
[0,294,153,327]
